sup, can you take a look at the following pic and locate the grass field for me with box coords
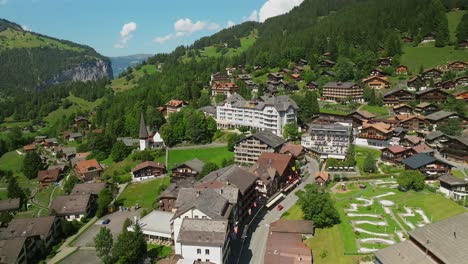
[401,43,468,73]
[282,181,466,263]
[34,185,65,208]
[355,146,381,173]
[44,95,102,125]
[118,177,170,209]
[447,10,467,43]
[156,146,234,168]
[111,64,157,92]
[0,150,38,188]
[0,28,84,52]
[452,169,466,180]
[360,105,389,118]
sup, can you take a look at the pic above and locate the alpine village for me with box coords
[0,0,467,264]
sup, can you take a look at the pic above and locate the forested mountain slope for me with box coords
[0,19,113,95]
[97,0,467,138]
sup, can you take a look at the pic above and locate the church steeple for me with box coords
[139,112,149,139]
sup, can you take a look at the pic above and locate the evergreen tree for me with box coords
[97,188,113,217]
[111,141,131,162]
[63,175,78,194]
[7,177,26,208]
[435,14,450,47]
[363,153,377,173]
[297,184,340,228]
[456,14,468,44]
[112,223,147,263]
[385,32,402,56]
[283,122,300,141]
[23,152,43,179]
[94,227,114,264]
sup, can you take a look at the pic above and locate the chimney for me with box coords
[196,190,201,197]
[454,232,456,239]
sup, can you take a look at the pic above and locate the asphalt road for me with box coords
[238,157,319,264]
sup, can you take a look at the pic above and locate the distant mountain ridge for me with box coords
[110,54,153,78]
[0,18,113,94]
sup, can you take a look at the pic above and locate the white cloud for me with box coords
[0,0,8,5]
[226,20,236,28]
[21,25,31,31]
[153,18,220,44]
[114,22,137,49]
[243,10,259,22]
[153,34,174,44]
[258,0,304,22]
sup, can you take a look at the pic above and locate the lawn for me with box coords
[44,94,102,126]
[401,43,468,73]
[118,177,170,209]
[355,146,381,173]
[360,105,389,118]
[111,64,157,92]
[452,169,465,180]
[447,10,467,43]
[0,150,38,188]
[282,181,466,263]
[156,146,234,168]
[147,244,172,260]
[0,28,84,52]
[34,185,65,208]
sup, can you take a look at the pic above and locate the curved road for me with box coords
[238,157,319,264]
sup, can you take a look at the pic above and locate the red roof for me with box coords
[74,159,102,175]
[166,100,188,108]
[23,144,36,151]
[257,153,293,176]
[131,161,166,173]
[412,143,433,154]
[385,145,408,154]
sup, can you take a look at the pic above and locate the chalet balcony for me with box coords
[358,134,388,140]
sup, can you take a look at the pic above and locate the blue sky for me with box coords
[0,0,304,57]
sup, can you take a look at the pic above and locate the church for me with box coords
[139,113,165,150]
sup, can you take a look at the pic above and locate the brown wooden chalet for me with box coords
[407,75,424,89]
[292,65,304,73]
[459,40,468,48]
[37,169,61,188]
[455,76,468,86]
[378,57,392,67]
[415,88,449,103]
[369,68,385,76]
[447,61,467,71]
[165,99,189,116]
[395,65,408,74]
[171,159,205,184]
[455,91,468,101]
[267,73,284,82]
[383,89,414,106]
[401,135,423,147]
[291,73,303,81]
[435,80,456,90]
[421,68,443,82]
[390,114,428,131]
[422,32,436,42]
[401,153,453,178]
[131,161,167,181]
[362,76,390,89]
[319,60,336,68]
[306,81,318,90]
[211,82,239,96]
[279,68,291,75]
[392,104,413,115]
[414,102,438,115]
[381,145,411,164]
[359,122,394,141]
[439,136,468,163]
[74,116,89,128]
[296,59,308,67]
[401,36,413,43]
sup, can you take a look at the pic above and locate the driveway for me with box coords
[238,157,319,264]
[73,209,141,247]
[58,248,100,264]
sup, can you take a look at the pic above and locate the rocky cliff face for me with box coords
[39,59,113,89]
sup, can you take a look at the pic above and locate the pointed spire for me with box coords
[139,112,149,139]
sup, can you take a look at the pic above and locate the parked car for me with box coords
[277,204,284,211]
[102,219,110,225]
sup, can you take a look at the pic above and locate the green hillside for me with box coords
[0,28,84,52]
[447,10,467,42]
[401,43,468,72]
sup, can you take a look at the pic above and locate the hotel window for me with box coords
[205,249,210,255]
[197,249,201,254]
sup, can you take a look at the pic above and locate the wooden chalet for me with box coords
[414,102,438,115]
[455,91,468,101]
[319,60,336,68]
[383,89,414,106]
[171,159,205,184]
[401,36,413,43]
[391,114,428,131]
[362,76,390,89]
[415,88,449,103]
[74,159,103,182]
[306,81,318,90]
[422,32,436,42]
[401,153,452,178]
[211,82,239,97]
[421,68,443,82]
[315,171,330,186]
[378,57,392,67]
[392,104,413,115]
[291,73,303,81]
[165,100,189,116]
[131,161,167,182]
[74,116,89,128]
[439,136,468,163]
[292,65,304,73]
[267,73,284,82]
[447,61,467,71]
[369,68,385,76]
[381,145,410,164]
[296,59,308,67]
[455,76,468,86]
[359,122,394,142]
[38,169,61,188]
[435,80,456,90]
[407,75,424,89]
[395,65,408,74]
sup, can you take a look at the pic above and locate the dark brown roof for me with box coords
[198,165,258,195]
[439,173,468,186]
[37,168,61,182]
[270,219,314,235]
[70,182,107,195]
[0,237,27,264]
[132,161,166,173]
[279,144,304,158]
[385,145,408,154]
[0,199,20,212]
[264,232,312,264]
[0,216,57,240]
[257,153,293,176]
[50,194,91,215]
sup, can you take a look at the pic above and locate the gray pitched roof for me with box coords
[0,199,20,212]
[173,188,229,220]
[177,219,228,247]
[374,240,437,264]
[323,82,357,89]
[198,106,216,115]
[50,194,91,215]
[401,153,445,169]
[139,112,149,139]
[409,213,468,264]
[222,94,298,112]
[0,216,57,240]
[425,111,457,122]
[252,130,286,148]
[199,165,258,195]
[173,158,205,173]
[0,237,27,264]
[70,183,107,195]
[425,131,445,141]
[439,173,468,186]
